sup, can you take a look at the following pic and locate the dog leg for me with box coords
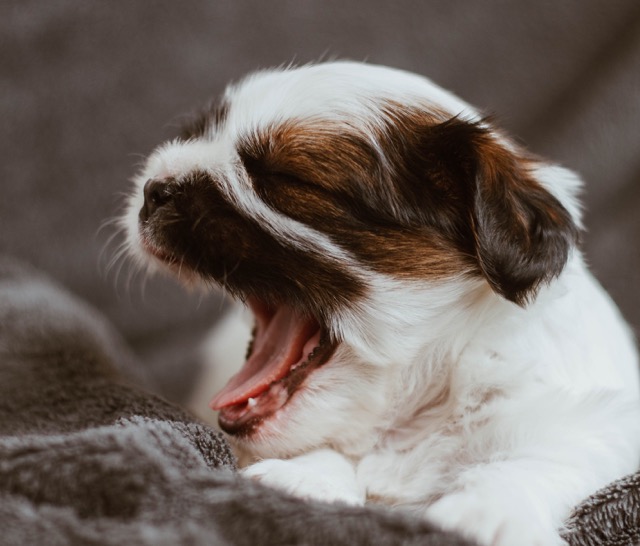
[424,395,640,546]
[425,458,574,546]
[242,449,365,506]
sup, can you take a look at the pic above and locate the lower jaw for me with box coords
[218,411,264,437]
[217,374,309,437]
[217,383,288,436]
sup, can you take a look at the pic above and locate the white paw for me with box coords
[425,491,566,546]
[242,456,365,506]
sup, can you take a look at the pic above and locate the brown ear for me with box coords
[390,114,579,304]
[380,112,579,304]
[464,123,580,305]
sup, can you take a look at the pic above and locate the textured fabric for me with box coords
[563,472,640,546]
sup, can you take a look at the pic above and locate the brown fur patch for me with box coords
[238,115,476,281]
[238,106,578,304]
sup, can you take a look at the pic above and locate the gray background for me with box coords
[2,1,639,401]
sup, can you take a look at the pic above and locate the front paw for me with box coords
[242,457,364,506]
[426,491,566,546]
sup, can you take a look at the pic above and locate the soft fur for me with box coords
[123,61,640,545]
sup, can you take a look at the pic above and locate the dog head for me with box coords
[124,62,581,458]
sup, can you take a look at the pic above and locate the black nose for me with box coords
[139,178,173,222]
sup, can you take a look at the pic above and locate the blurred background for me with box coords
[2,0,639,402]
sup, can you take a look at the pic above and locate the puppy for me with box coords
[124,61,640,545]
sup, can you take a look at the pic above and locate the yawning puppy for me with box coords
[123,62,640,545]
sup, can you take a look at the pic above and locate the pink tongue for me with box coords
[210,305,317,410]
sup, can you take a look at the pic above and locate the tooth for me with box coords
[247,397,257,408]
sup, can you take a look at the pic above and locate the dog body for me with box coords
[125,62,640,545]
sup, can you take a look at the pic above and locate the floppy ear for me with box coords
[458,121,580,305]
[402,115,579,305]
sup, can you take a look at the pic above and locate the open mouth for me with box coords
[210,298,337,436]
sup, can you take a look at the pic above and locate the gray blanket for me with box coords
[0,255,638,546]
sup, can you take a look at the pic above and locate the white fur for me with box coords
[243,449,365,506]
[127,62,640,546]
